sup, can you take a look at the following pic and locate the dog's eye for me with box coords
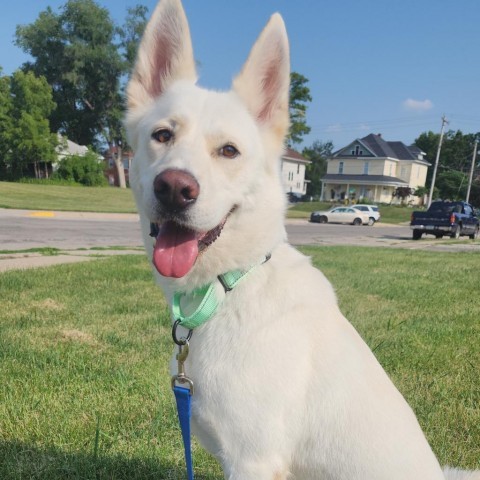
[152,129,173,143]
[219,144,239,159]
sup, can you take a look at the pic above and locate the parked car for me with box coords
[352,204,380,224]
[410,201,479,240]
[310,206,371,226]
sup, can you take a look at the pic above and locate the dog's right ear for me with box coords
[126,0,196,110]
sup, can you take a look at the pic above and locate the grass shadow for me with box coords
[0,440,217,480]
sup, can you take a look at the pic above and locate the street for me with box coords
[0,208,478,255]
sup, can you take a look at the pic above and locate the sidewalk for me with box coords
[0,248,145,273]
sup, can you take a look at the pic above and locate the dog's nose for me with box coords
[153,169,200,212]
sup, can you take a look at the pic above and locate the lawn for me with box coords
[0,248,478,479]
[0,181,137,213]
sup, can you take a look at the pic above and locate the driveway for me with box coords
[1,209,478,272]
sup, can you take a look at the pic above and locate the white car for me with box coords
[351,204,380,224]
[310,206,371,226]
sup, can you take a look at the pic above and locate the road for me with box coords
[1,208,478,255]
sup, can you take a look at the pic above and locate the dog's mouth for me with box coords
[149,209,234,278]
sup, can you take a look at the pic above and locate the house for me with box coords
[56,134,89,161]
[104,145,134,186]
[321,133,430,204]
[33,134,91,178]
[281,148,311,197]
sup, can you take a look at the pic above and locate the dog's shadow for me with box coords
[0,440,223,479]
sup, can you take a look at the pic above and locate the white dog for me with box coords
[125,1,479,478]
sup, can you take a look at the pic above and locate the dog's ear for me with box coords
[233,14,290,140]
[126,0,196,109]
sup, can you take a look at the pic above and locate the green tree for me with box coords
[118,4,149,72]
[15,1,149,188]
[15,0,124,149]
[0,68,13,177]
[288,72,312,146]
[414,129,480,187]
[302,140,333,197]
[435,170,468,200]
[2,70,57,180]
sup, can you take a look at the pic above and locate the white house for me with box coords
[56,134,89,161]
[321,133,430,205]
[281,148,311,196]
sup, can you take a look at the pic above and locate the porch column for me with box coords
[320,181,325,201]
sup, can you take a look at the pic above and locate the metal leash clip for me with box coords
[171,320,194,395]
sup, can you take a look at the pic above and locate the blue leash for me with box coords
[173,385,194,480]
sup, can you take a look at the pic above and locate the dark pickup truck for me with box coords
[410,201,479,240]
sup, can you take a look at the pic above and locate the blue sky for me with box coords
[2,0,480,151]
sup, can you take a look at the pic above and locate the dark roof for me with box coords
[282,148,310,163]
[321,173,408,185]
[334,133,423,161]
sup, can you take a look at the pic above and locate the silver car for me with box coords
[310,206,371,226]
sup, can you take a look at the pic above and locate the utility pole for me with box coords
[466,140,478,204]
[427,115,448,208]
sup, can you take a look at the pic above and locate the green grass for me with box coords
[288,201,414,223]
[0,181,137,213]
[0,249,478,479]
[0,247,62,256]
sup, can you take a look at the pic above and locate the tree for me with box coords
[0,70,57,180]
[15,0,124,149]
[15,1,150,188]
[288,72,312,146]
[118,4,149,73]
[105,4,149,188]
[392,186,414,205]
[302,140,333,197]
[435,170,468,200]
[0,68,13,178]
[414,129,480,186]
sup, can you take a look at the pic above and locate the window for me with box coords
[401,167,407,178]
[363,162,369,175]
[297,164,300,174]
[352,145,363,156]
[339,161,344,174]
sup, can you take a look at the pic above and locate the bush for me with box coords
[53,151,107,186]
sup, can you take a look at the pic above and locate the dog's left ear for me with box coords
[233,14,290,140]
[126,0,197,110]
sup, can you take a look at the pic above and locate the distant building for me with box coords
[56,134,89,161]
[321,133,430,204]
[281,148,311,197]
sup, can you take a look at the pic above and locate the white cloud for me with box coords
[326,123,342,133]
[357,123,370,131]
[403,98,433,112]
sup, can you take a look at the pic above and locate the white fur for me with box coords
[125,1,479,478]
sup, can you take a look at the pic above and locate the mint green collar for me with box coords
[172,254,271,330]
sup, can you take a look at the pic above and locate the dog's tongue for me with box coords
[152,222,198,278]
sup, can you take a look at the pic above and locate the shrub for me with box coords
[53,150,107,186]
